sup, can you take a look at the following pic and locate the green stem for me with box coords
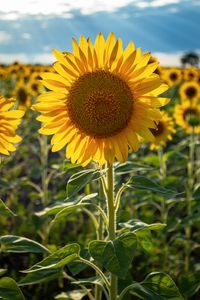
[158,147,168,269]
[78,257,110,290]
[106,164,118,300]
[40,135,48,206]
[95,180,105,300]
[185,130,195,272]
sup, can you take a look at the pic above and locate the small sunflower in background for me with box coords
[174,100,200,134]
[0,95,24,156]
[179,81,200,103]
[184,67,199,82]
[163,68,182,87]
[28,78,43,97]
[149,111,176,150]
[33,32,169,166]
[15,80,31,111]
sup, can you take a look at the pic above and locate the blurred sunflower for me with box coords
[15,81,31,111]
[0,95,24,155]
[28,78,43,97]
[163,68,182,87]
[149,111,176,150]
[184,67,198,82]
[174,100,200,134]
[33,32,169,166]
[179,81,200,103]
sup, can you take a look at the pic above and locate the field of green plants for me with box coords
[0,49,200,300]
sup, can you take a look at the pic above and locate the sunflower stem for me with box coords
[185,129,195,272]
[106,164,118,300]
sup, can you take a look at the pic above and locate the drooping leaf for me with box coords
[0,199,16,217]
[89,233,137,278]
[67,169,104,198]
[36,193,97,217]
[127,176,177,196]
[115,162,152,175]
[178,271,200,297]
[119,219,166,232]
[52,203,90,224]
[54,290,88,300]
[129,272,183,299]
[19,243,80,285]
[0,235,50,253]
[0,277,25,300]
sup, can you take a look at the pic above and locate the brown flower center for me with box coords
[150,121,164,137]
[67,70,133,138]
[185,86,197,98]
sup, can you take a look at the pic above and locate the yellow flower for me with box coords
[183,67,198,82]
[174,100,200,134]
[149,111,176,150]
[163,68,182,87]
[179,81,200,103]
[33,33,169,166]
[0,95,24,155]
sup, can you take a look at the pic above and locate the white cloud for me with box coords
[137,0,180,8]
[21,33,31,40]
[153,50,200,66]
[0,31,11,43]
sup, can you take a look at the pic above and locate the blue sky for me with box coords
[0,0,199,65]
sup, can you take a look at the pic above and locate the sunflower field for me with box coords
[0,33,200,300]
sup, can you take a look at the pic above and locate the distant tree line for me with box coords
[181,52,199,67]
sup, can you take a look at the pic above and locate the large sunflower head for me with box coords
[149,111,176,150]
[174,100,200,134]
[179,81,200,103]
[33,33,169,166]
[0,95,24,156]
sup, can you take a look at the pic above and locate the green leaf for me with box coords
[115,162,152,175]
[67,169,104,198]
[128,176,177,196]
[178,271,200,297]
[19,243,80,285]
[129,272,183,300]
[135,230,154,253]
[0,178,9,188]
[119,219,166,232]
[89,233,137,278]
[51,203,89,224]
[0,235,50,253]
[0,277,25,300]
[54,290,88,300]
[0,235,48,254]
[0,199,16,217]
[0,269,7,276]
[36,193,97,217]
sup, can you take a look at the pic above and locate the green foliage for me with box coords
[89,233,137,278]
[0,277,25,300]
[0,200,16,217]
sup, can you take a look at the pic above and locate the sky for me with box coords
[0,0,199,66]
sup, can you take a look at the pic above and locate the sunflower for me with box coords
[174,100,200,134]
[0,95,24,155]
[149,111,176,150]
[184,67,198,82]
[163,68,182,87]
[33,32,169,166]
[179,81,200,103]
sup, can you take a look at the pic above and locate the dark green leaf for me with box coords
[0,235,50,253]
[128,176,177,196]
[89,233,137,278]
[36,193,97,217]
[0,277,25,300]
[129,272,183,299]
[178,271,200,297]
[67,169,104,198]
[54,290,88,300]
[19,244,80,285]
[119,219,166,232]
[115,162,152,175]
[0,199,16,217]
